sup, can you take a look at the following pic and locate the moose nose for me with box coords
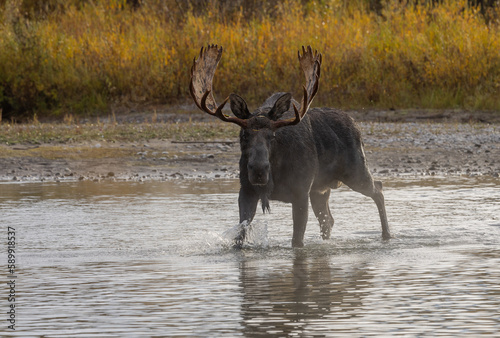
[248,163,270,185]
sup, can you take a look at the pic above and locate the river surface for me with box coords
[1,177,499,337]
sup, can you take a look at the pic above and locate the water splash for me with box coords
[175,221,269,256]
[245,221,269,248]
[221,220,247,245]
[218,220,269,249]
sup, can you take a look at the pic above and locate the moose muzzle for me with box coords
[247,162,270,186]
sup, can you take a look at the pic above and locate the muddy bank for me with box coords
[1,121,499,183]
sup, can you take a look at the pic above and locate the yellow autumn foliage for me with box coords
[0,0,499,118]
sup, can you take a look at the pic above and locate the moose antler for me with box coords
[190,45,248,128]
[271,45,322,130]
[190,45,321,130]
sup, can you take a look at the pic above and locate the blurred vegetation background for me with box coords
[0,0,499,121]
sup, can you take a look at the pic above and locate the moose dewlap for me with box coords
[190,45,391,248]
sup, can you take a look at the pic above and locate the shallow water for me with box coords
[1,177,499,337]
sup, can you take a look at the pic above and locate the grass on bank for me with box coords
[0,144,139,160]
[0,0,500,120]
[0,120,239,145]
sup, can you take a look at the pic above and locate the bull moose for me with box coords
[189,45,391,248]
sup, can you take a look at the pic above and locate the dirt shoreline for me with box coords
[1,117,499,183]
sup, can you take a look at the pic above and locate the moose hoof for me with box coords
[321,228,331,240]
[233,239,244,250]
[382,232,392,240]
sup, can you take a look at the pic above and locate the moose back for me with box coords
[190,45,390,248]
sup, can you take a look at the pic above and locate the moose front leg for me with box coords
[291,197,309,248]
[237,188,259,247]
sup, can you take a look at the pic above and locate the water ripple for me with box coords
[1,178,499,336]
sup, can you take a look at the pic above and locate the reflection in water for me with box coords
[0,178,499,336]
[238,248,500,336]
[239,251,373,336]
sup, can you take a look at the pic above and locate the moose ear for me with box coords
[229,93,251,119]
[268,93,292,121]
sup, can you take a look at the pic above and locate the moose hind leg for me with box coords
[310,190,334,240]
[344,170,391,240]
[372,181,391,239]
